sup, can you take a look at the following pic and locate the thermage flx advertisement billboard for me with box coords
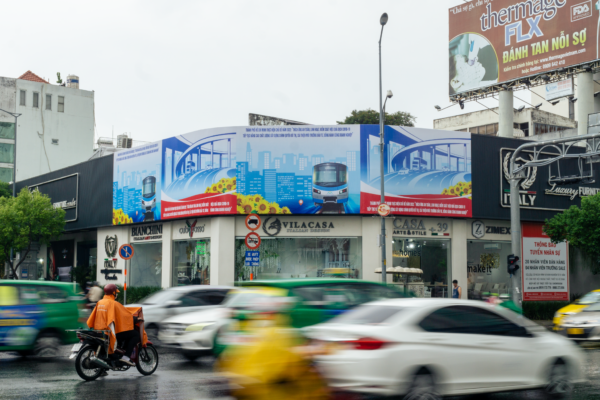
[449,0,598,96]
[112,125,472,224]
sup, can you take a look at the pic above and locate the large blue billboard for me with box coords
[112,125,472,224]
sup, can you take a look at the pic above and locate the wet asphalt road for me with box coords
[1,344,600,399]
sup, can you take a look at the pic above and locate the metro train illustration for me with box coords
[312,163,349,206]
[142,176,157,220]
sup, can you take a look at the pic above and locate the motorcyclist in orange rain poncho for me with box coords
[86,284,143,366]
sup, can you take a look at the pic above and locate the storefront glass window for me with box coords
[172,239,210,286]
[467,241,511,300]
[131,242,162,287]
[392,238,451,298]
[234,237,362,281]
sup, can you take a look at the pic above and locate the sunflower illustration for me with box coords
[237,194,245,206]
[251,194,263,203]
[211,183,218,192]
[237,205,246,214]
[268,203,280,214]
[256,200,270,214]
[282,207,291,214]
[240,198,254,214]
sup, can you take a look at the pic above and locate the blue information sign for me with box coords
[245,251,260,267]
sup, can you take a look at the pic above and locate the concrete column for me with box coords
[211,217,235,285]
[578,72,594,135]
[499,90,514,137]
[161,222,173,288]
[451,220,468,299]
[362,216,381,282]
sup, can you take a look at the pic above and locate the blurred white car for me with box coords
[128,286,233,337]
[306,298,584,399]
[398,168,410,175]
[159,289,262,360]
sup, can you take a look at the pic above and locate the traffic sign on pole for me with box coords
[244,232,261,250]
[245,214,261,231]
[119,244,134,260]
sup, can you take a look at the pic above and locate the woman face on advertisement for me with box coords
[450,55,486,93]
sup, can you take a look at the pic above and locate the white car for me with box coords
[128,286,233,338]
[306,298,584,399]
[159,289,263,360]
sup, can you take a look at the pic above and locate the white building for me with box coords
[0,70,94,183]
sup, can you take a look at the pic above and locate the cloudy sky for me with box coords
[4,0,521,143]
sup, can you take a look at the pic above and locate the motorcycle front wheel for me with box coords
[136,344,159,376]
[75,346,104,381]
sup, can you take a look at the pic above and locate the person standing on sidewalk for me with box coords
[452,280,462,299]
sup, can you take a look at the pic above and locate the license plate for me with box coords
[568,328,584,335]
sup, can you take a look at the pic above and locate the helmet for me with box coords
[104,284,120,295]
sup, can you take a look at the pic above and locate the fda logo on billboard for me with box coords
[572,1,592,22]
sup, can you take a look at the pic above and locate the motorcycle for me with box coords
[69,320,159,381]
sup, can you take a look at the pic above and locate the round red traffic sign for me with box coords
[119,244,134,260]
[245,232,261,250]
[378,203,391,217]
[245,214,261,231]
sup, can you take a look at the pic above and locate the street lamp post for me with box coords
[0,108,21,279]
[379,12,388,283]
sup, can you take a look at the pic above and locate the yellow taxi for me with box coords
[554,289,600,329]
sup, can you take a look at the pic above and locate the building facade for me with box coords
[13,127,600,301]
[0,71,94,183]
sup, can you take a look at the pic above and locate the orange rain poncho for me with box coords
[86,294,147,353]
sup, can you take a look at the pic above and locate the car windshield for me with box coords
[583,302,600,312]
[576,291,600,305]
[140,290,180,305]
[327,305,403,325]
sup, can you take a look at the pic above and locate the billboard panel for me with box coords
[236,125,361,215]
[113,142,162,224]
[113,125,473,224]
[449,0,598,96]
[545,77,575,100]
[161,129,237,219]
[360,126,472,218]
[522,222,569,301]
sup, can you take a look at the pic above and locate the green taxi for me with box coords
[0,280,86,356]
[235,278,408,328]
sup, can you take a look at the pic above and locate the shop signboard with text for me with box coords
[500,147,600,211]
[449,0,598,96]
[522,222,569,301]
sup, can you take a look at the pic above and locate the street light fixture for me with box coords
[378,12,389,283]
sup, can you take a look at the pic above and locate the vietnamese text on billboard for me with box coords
[449,0,597,96]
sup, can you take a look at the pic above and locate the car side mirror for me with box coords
[165,300,182,308]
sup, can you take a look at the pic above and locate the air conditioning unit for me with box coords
[117,134,133,149]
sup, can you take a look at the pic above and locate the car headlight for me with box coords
[184,322,216,333]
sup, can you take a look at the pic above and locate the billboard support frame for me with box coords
[450,62,600,104]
